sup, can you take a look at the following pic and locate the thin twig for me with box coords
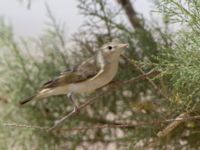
[3,115,200,132]
[59,115,200,132]
[3,123,47,130]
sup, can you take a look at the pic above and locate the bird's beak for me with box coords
[118,43,129,49]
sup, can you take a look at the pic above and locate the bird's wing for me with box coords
[41,56,102,89]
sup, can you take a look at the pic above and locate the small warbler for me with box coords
[20,39,128,112]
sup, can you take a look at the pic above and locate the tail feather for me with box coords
[19,96,35,105]
[19,88,54,105]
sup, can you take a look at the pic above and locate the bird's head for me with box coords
[101,39,129,59]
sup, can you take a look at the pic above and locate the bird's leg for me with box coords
[67,93,80,113]
[48,93,80,132]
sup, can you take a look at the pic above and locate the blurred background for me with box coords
[1,0,200,150]
[0,0,153,37]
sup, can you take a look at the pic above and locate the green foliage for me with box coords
[158,33,200,107]
[156,0,200,110]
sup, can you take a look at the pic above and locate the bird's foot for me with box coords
[73,106,80,114]
[47,106,80,132]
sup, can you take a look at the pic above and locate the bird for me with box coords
[20,39,128,112]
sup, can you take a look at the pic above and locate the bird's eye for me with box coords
[108,46,112,50]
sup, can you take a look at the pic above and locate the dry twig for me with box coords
[3,114,200,132]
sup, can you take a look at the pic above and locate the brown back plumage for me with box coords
[41,55,101,89]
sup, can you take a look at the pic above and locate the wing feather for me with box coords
[41,55,102,89]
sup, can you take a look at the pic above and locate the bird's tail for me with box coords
[19,95,36,105]
[19,88,53,105]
